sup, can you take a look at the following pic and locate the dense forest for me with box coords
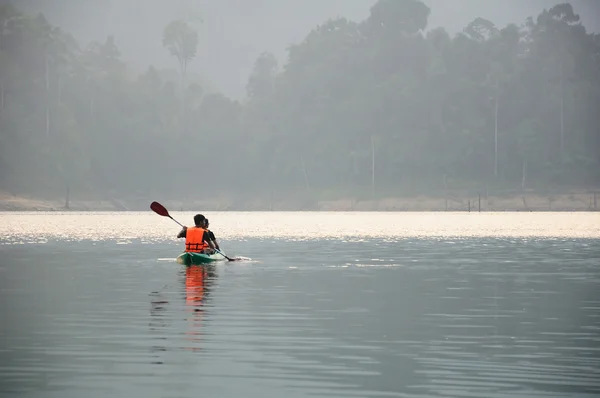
[0,0,599,203]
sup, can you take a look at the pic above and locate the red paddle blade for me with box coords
[150,201,170,217]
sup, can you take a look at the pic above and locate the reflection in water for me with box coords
[149,289,169,365]
[148,265,218,361]
[1,230,600,397]
[185,265,216,305]
[182,265,216,352]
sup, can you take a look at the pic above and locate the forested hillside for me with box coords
[0,0,598,204]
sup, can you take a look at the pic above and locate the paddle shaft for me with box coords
[168,215,185,228]
[214,248,233,261]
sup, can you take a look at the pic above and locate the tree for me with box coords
[246,52,278,99]
[0,4,20,115]
[1,1,599,203]
[364,0,430,36]
[464,17,498,42]
[528,3,583,160]
[162,19,198,91]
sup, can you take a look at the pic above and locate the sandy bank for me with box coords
[1,191,598,212]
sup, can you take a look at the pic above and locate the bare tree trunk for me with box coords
[64,183,70,209]
[371,135,375,197]
[559,69,565,158]
[443,173,448,211]
[89,92,95,120]
[45,54,50,138]
[494,83,499,178]
[179,59,186,133]
[301,155,310,193]
[46,107,50,138]
[181,60,187,91]
[57,75,62,104]
[521,158,527,190]
[179,60,184,99]
[0,78,4,114]
[45,55,50,92]
[0,19,7,115]
[86,77,95,120]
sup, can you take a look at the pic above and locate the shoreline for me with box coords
[1,192,598,212]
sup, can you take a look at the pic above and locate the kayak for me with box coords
[176,251,226,266]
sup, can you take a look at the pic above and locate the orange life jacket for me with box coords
[185,226,209,252]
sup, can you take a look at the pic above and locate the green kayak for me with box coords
[176,251,226,266]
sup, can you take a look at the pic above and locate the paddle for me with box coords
[150,201,236,261]
[214,248,236,262]
[150,201,185,228]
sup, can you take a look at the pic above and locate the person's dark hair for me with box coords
[193,214,205,226]
[205,218,209,227]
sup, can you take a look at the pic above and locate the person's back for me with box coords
[177,214,215,253]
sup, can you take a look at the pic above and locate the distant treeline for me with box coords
[0,1,598,200]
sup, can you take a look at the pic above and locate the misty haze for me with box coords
[1,1,600,398]
[0,0,599,210]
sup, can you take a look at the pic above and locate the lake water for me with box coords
[1,211,600,398]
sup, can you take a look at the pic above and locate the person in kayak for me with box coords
[204,218,221,251]
[177,214,216,254]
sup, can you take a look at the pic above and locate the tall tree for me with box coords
[162,19,198,91]
[246,52,278,100]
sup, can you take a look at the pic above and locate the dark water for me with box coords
[1,236,600,398]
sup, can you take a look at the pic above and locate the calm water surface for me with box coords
[1,212,599,398]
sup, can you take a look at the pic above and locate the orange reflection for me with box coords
[186,265,207,304]
[184,265,215,351]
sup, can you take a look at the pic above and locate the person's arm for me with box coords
[209,231,220,250]
[177,226,187,238]
[203,231,216,250]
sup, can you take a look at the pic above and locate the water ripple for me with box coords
[1,220,600,397]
